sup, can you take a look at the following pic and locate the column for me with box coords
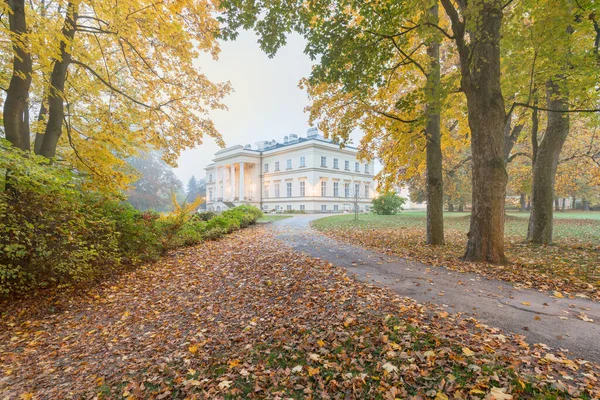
[239,162,245,201]
[216,166,221,200]
[230,164,235,201]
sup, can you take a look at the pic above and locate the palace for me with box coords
[205,128,376,213]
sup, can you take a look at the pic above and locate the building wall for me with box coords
[204,137,376,213]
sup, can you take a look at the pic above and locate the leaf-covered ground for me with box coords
[313,212,600,301]
[1,226,599,399]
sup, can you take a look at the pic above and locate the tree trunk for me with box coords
[425,2,444,245]
[457,203,464,212]
[583,199,590,211]
[446,1,508,263]
[33,93,48,154]
[448,202,454,212]
[3,0,32,151]
[38,2,77,158]
[561,197,565,212]
[554,198,560,211]
[520,193,526,212]
[572,197,576,209]
[527,80,570,244]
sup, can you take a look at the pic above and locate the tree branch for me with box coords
[71,59,152,109]
[513,102,600,113]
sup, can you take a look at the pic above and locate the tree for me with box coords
[371,192,406,215]
[125,152,182,212]
[1,0,230,193]
[220,0,447,245]
[187,176,199,202]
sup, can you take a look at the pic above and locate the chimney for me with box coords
[283,135,289,144]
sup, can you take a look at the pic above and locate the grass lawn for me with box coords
[313,212,600,300]
[1,227,598,398]
[257,214,293,223]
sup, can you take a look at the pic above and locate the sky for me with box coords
[174,31,317,185]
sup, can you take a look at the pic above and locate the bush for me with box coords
[99,202,164,262]
[0,144,121,295]
[0,144,264,297]
[194,211,217,222]
[371,193,406,215]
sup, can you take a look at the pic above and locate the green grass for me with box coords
[257,215,293,223]
[313,211,600,243]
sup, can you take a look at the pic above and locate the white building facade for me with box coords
[205,129,376,213]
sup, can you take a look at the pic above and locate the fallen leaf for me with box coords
[462,347,475,356]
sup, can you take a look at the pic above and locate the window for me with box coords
[286,159,292,169]
[264,185,269,198]
[209,174,213,182]
[300,181,306,196]
[300,205,305,211]
[264,163,269,173]
[321,156,327,167]
[364,184,370,198]
[321,204,327,212]
[344,160,350,170]
[333,158,339,169]
[321,181,327,196]
[333,182,339,197]
[287,205,292,211]
[286,182,292,197]
[355,162,360,172]
[344,183,350,197]
[275,183,280,198]
[334,205,339,212]
[300,156,306,167]
[209,189,213,201]
[275,161,280,171]
[355,183,360,196]
[364,163,369,174]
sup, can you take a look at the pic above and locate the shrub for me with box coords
[0,144,264,297]
[99,201,164,262]
[0,144,121,295]
[194,211,217,222]
[231,205,263,222]
[371,193,406,215]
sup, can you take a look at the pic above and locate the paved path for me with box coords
[270,215,600,363]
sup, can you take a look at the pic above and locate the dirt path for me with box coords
[270,215,600,363]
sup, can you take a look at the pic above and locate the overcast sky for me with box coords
[174,31,316,184]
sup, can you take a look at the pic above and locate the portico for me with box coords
[213,161,254,201]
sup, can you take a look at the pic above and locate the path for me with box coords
[270,214,600,363]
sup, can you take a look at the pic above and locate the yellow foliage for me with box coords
[1,0,231,194]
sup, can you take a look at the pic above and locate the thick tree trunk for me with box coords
[425,3,444,245]
[583,199,590,211]
[453,2,507,263]
[457,203,464,212]
[448,202,454,212]
[554,198,560,211]
[38,2,77,158]
[3,0,32,151]
[527,80,570,244]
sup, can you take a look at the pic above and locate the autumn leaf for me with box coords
[485,387,513,400]
[462,347,475,356]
